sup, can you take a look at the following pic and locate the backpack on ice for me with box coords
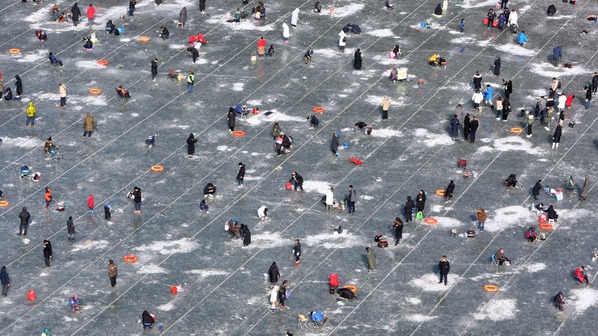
[374,234,388,248]
[337,287,355,300]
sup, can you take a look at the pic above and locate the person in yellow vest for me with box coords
[187,70,195,93]
[25,102,36,128]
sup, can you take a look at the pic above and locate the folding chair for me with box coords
[297,314,309,329]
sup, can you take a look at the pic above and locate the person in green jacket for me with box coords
[366,247,376,273]
[25,102,36,128]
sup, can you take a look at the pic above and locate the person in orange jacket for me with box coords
[575,266,590,285]
[45,187,52,209]
[257,36,267,57]
[87,4,95,26]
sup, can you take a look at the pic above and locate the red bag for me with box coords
[492,18,499,27]
[329,273,339,287]
[483,17,489,25]
[285,182,293,190]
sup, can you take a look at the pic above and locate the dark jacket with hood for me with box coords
[186,133,198,155]
[268,262,280,283]
[416,191,426,212]
[404,196,414,215]
[0,267,9,286]
[19,207,30,225]
[71,3,81,22]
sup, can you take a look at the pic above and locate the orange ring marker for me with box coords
[232,130,246,137]
[123,255,139,263]
[9,48,21,54]
[97,59,109,66]
[313,107,325,114]
[435,190,445,196]
[89,88,102,95]
[151,165,164,172]
[510,127,523,135]
[0,200,9,207]
[423,218,438,225]
[139,36,151,42]
[483,284,499,292]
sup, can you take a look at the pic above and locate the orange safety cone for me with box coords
[27,289,36,301]
[170,286,178,294]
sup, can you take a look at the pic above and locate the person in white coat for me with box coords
[508,9,518,29]
[291,8,299,27]
[270,285,280,310]
[282,23,290,44]
[257,206,269,220]
[338,31,347,52]
[557,93,567,112]
[472,90,483,113]
[325,186,334,211]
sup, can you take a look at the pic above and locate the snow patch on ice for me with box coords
[70,95,108,106]
[75,60,111,70]
[232,83,245,91]
[434,217,464,228]
[571,288,598,313]
[366,29,395,37]
[457,0,501,8]
[137,264,168,274]
[493,44,537,57]
[371,128,403,138]
[331,4,365,18]
[529,63,591,78]
[206,14,275,31]
[133,238,199,255]
[410,273,461,291]
[413,128,453,147]
[371,54,409,66]
[526,262,546,273]
[246,99,262,106]
[485,205,534,233]
[185,269,228,279]
[248,231,286,249]
[450,36,490,47]
[72,239,110,252]
[244,110,305,126]
[157,302,175,311]
[302,180,331,194]
[473,299,518,321]
[16,49,48,63]
[362,195,373,200]
[406,297,422,305]
[476,136,546,156]
[1,137,44,148]
[406,314,437,322]
[303,232,367,249]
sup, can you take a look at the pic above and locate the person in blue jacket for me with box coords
[553,46,562,64]
[517,31,528,46]
[483,84,494,107]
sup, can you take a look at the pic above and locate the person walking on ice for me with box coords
[438,255,450,285]
[108,259,118,287]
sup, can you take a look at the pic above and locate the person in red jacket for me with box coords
[87,4,95,26]
[565,94,574,110]
[575,266,590,285]
[257,36,267,57]
[87,194,95,212]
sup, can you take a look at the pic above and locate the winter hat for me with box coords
[499,249,505,253]
[239,162,243,166]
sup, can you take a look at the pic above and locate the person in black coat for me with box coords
[463,113,471,140]
[307,114,319,128]
[353,48,362,70]
[438,255,450,285]
[186,133,198,157]
[416,190,426,213]
[493,57,501,77]
[159,26,170,39]
[547,4,556,16]
[43,240,53,267]
[128,0,136,16]
[66,216,75,240]
[547,205,558,221]
[289,172,304,192]
[268,262,280,284]
[444,180,455,201]
[434,3,442,16]
[104,203,111,221]
[236,162,245,186]
[0,266,10,296]
[532,180,543,200]
[203,183,217,196]
[71,2,81,26]
[585,86,592,109]
[292,239,301,264]
[133,186,142,213]
[240,224,251,247]
[472,71,482,91]
[199,0,207,12]
[4,88,13,101]
[503,79,513,99]
[187,46,199,63]
[227,107,236,132]
[404,196,414,222]
[392,217,403,246]
[552,124,562,149]
[18,207,30,236]
[330,132,339,156]
[469,116,479,143]
[142,311,154,329]
[15,75,22,99]
[151,58,158,80]
[502,98,511,121]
